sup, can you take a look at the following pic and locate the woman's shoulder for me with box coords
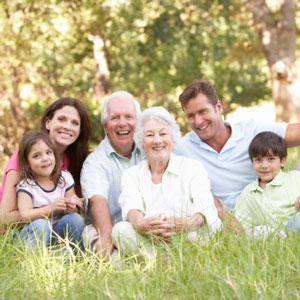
[4,150,19,173]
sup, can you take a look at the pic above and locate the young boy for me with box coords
[234,131,300,233]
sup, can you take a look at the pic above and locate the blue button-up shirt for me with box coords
[81,135,143,224]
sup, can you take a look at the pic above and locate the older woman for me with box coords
[0,97,92,245]
[112,107,221,254]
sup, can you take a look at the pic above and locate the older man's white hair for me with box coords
[134,106,181,151]
[101,91,141,124]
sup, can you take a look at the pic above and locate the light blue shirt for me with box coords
[175,119,287,210]
[80,135,142,224]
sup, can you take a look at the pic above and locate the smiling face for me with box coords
[27,139,56,181]
[103,97,137,158]
[183,93,223,144]
[252,152,286,189]
[45,105,81,151]
[142,119,174,163]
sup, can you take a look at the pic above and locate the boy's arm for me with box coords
[294,196,300,211]
[214,197,243,234]
[18,191,66,222]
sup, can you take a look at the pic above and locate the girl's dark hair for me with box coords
[18,131,63,186]
[41,97,92,192]
[249,131,287,160]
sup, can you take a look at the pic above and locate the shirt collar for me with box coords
[103,135,140,158]
[188,121,243,152]
[249,170,285,191]
[143,153,180,176]
[165,153,181,175]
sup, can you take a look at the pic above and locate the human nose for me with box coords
[194,114,203,125]
[153,133,162,144]
[261,160,268,168]
[118,116,126,126]
[62,120,72,130]
[41,153,48,161]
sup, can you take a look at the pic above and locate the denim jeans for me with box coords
[18,213,85,249]
[286,215,300,234]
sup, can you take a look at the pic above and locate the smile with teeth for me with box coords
[153,146,164,150]
[59,132,72,137]
[198,123,209,130]
[117,131,130,135]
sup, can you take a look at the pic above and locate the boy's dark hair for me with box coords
[249,131,287,160]
[179,79,219,108]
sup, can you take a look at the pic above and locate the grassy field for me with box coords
[0,146,299,300]
[0,229,299,300]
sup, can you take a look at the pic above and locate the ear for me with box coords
[215,100,222,114]
[102,123,107,134]
[280,157,287,167]
[45,119,51,130]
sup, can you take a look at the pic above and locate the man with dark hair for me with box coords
[175,79,300,220]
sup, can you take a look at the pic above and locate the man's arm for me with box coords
[214,197,243,234]
[285,123,300,147]
[89,194,114,258]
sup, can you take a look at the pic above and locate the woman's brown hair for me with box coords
[41,97,92,192]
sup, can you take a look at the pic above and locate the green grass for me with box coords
[0,230,299,300]
[0,148,299,299]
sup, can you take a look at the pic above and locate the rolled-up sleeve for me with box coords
[80,151,109,202]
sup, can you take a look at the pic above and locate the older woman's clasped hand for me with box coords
[131,211,206,239]
[112,107,221,255]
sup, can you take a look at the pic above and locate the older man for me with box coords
[81,91,142,257]
[175,80,300,219]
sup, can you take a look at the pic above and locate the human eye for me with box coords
[57,116,66,122]
[187,114,194,119]
[111,115,119,121]
[145,132,154,137]
[126,114,134,120]
[32,153,40,159]
[253,157,261,162]
[268,156,275,161]
[46,149,53,155]
[72,120,80,126]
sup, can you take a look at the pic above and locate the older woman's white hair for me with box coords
[134,106,181,151]
[101,91,141,124]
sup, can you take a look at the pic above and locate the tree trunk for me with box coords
[247,0,300,122]
[91,35,110,102]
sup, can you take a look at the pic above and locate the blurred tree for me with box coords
[247,0,300,122]
[1,0,297,163]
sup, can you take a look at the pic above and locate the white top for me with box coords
[16,170,74,224]
[119,154,221,233]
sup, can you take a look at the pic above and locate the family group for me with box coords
[0,79,299,259]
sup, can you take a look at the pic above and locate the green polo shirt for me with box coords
[234,170,300,229]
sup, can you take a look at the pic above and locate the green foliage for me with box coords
[0,0,298,158]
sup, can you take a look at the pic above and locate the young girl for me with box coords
[16,131,85,249]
